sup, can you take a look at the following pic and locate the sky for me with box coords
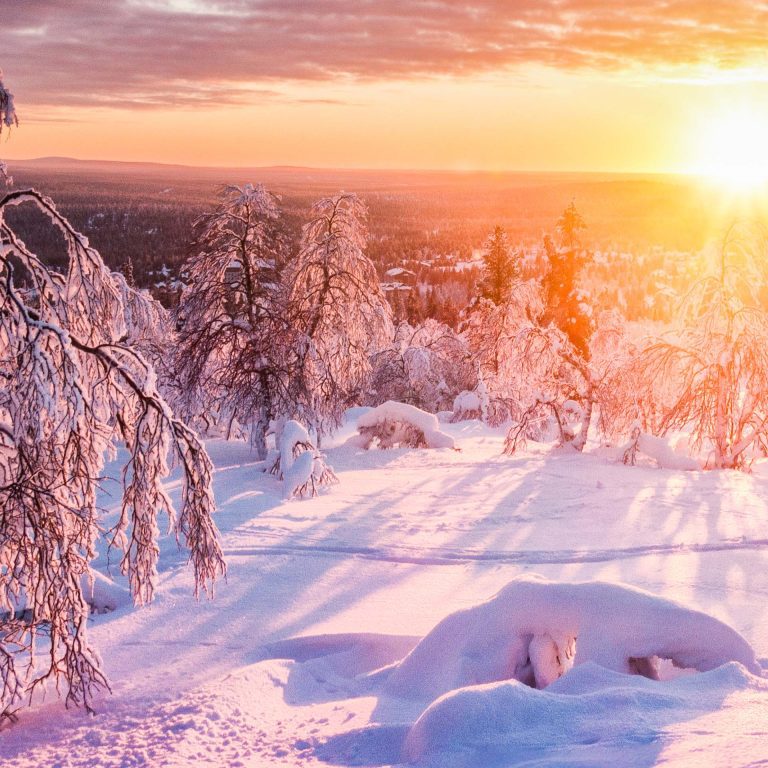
[2,1,768,174]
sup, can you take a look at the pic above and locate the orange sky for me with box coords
[3,2,768,173]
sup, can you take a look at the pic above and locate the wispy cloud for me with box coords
[3,1,768,108]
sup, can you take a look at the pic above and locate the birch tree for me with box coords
[288,193,392,437]
[175,183,288,457]
[638,222,768,469]
[0,189,225,719]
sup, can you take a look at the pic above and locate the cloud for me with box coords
[3,1,768,108]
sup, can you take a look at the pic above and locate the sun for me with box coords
[692,106,768,192]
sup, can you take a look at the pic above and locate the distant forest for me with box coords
[5,159,762,326]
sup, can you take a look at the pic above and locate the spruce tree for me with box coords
[478,225,518,305]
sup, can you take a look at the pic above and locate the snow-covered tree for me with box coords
[542,202,592,358]
[288,193,392,437]
[637,222,768,469]
[266,419,338,499]
[462,281,542,426]
[502,204,599,452]
[175,184,288,458]
[478,225,519,305]
[368,319,472,413]
[0,71,18,186]
[0,189,225,719]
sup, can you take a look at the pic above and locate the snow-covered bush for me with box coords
[352,401,455,450]
[384,574,759,706]
[618,425,700,470]
[368,320,472,413]
[452,390,482,421]
[267,419,337,499]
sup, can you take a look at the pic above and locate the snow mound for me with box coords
[354,401,455,450]
[384,575,759,704]
[404,661,766,765]
[616,427,701,470]
[452,390,482,421]
[636,432,701,470]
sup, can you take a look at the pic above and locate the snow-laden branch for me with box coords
[0,189,225,718]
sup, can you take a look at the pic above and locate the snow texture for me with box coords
[3,425,768,767]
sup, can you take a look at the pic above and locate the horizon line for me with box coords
[3,155,700,179]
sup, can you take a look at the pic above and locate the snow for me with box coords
[383,575,759,704]
[356,400,456,449]
[3,425,768,767]
[279,419,311,476]
[614,431,702,471]
[357,400,441,434]
[453,389,481,416]
[283,449,315,499]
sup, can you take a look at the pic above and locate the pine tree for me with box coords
[542,204,593,358]
[123,256,136,288]
[478,225,518,305]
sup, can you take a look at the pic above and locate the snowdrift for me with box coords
[257,576,763,767]
[404,661,767,765]
[385,575,760,705]
[352,401,455,449]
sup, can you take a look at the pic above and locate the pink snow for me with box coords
[2,420,768,767]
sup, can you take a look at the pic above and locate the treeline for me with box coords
[5,164,717,326]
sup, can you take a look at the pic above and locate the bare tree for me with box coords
[0,189,225,719]
[288,193,392,437]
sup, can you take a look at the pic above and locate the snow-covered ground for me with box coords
[2,419,768,767]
